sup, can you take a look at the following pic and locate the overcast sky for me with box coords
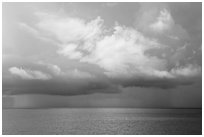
[2,2,202,108]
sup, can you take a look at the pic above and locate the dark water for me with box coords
[2,108,202,135]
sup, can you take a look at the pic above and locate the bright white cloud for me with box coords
[20,11,201,81]
[82,25,168,79]
[35,12,103,44]
[149,9,174,33]
[9,67,51,80]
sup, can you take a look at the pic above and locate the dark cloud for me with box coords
[110,76,200,89]
[3,57,201,96]
[3,77,121,96]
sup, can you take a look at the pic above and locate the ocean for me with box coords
[2,108,202,135]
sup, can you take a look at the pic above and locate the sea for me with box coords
[2,108,202,135]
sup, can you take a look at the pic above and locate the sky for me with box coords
[2,2,202,108]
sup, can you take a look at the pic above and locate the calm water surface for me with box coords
[2,108,202,135]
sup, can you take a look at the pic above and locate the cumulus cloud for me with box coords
[149,9,174,33]
[30,14,169,80]
[82,25,168,79]
[9,67,51,80]
[35,12,103,44]
[135,3,189,41]
[18,10,201,90]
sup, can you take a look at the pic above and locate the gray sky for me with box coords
[2,2,202,108]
